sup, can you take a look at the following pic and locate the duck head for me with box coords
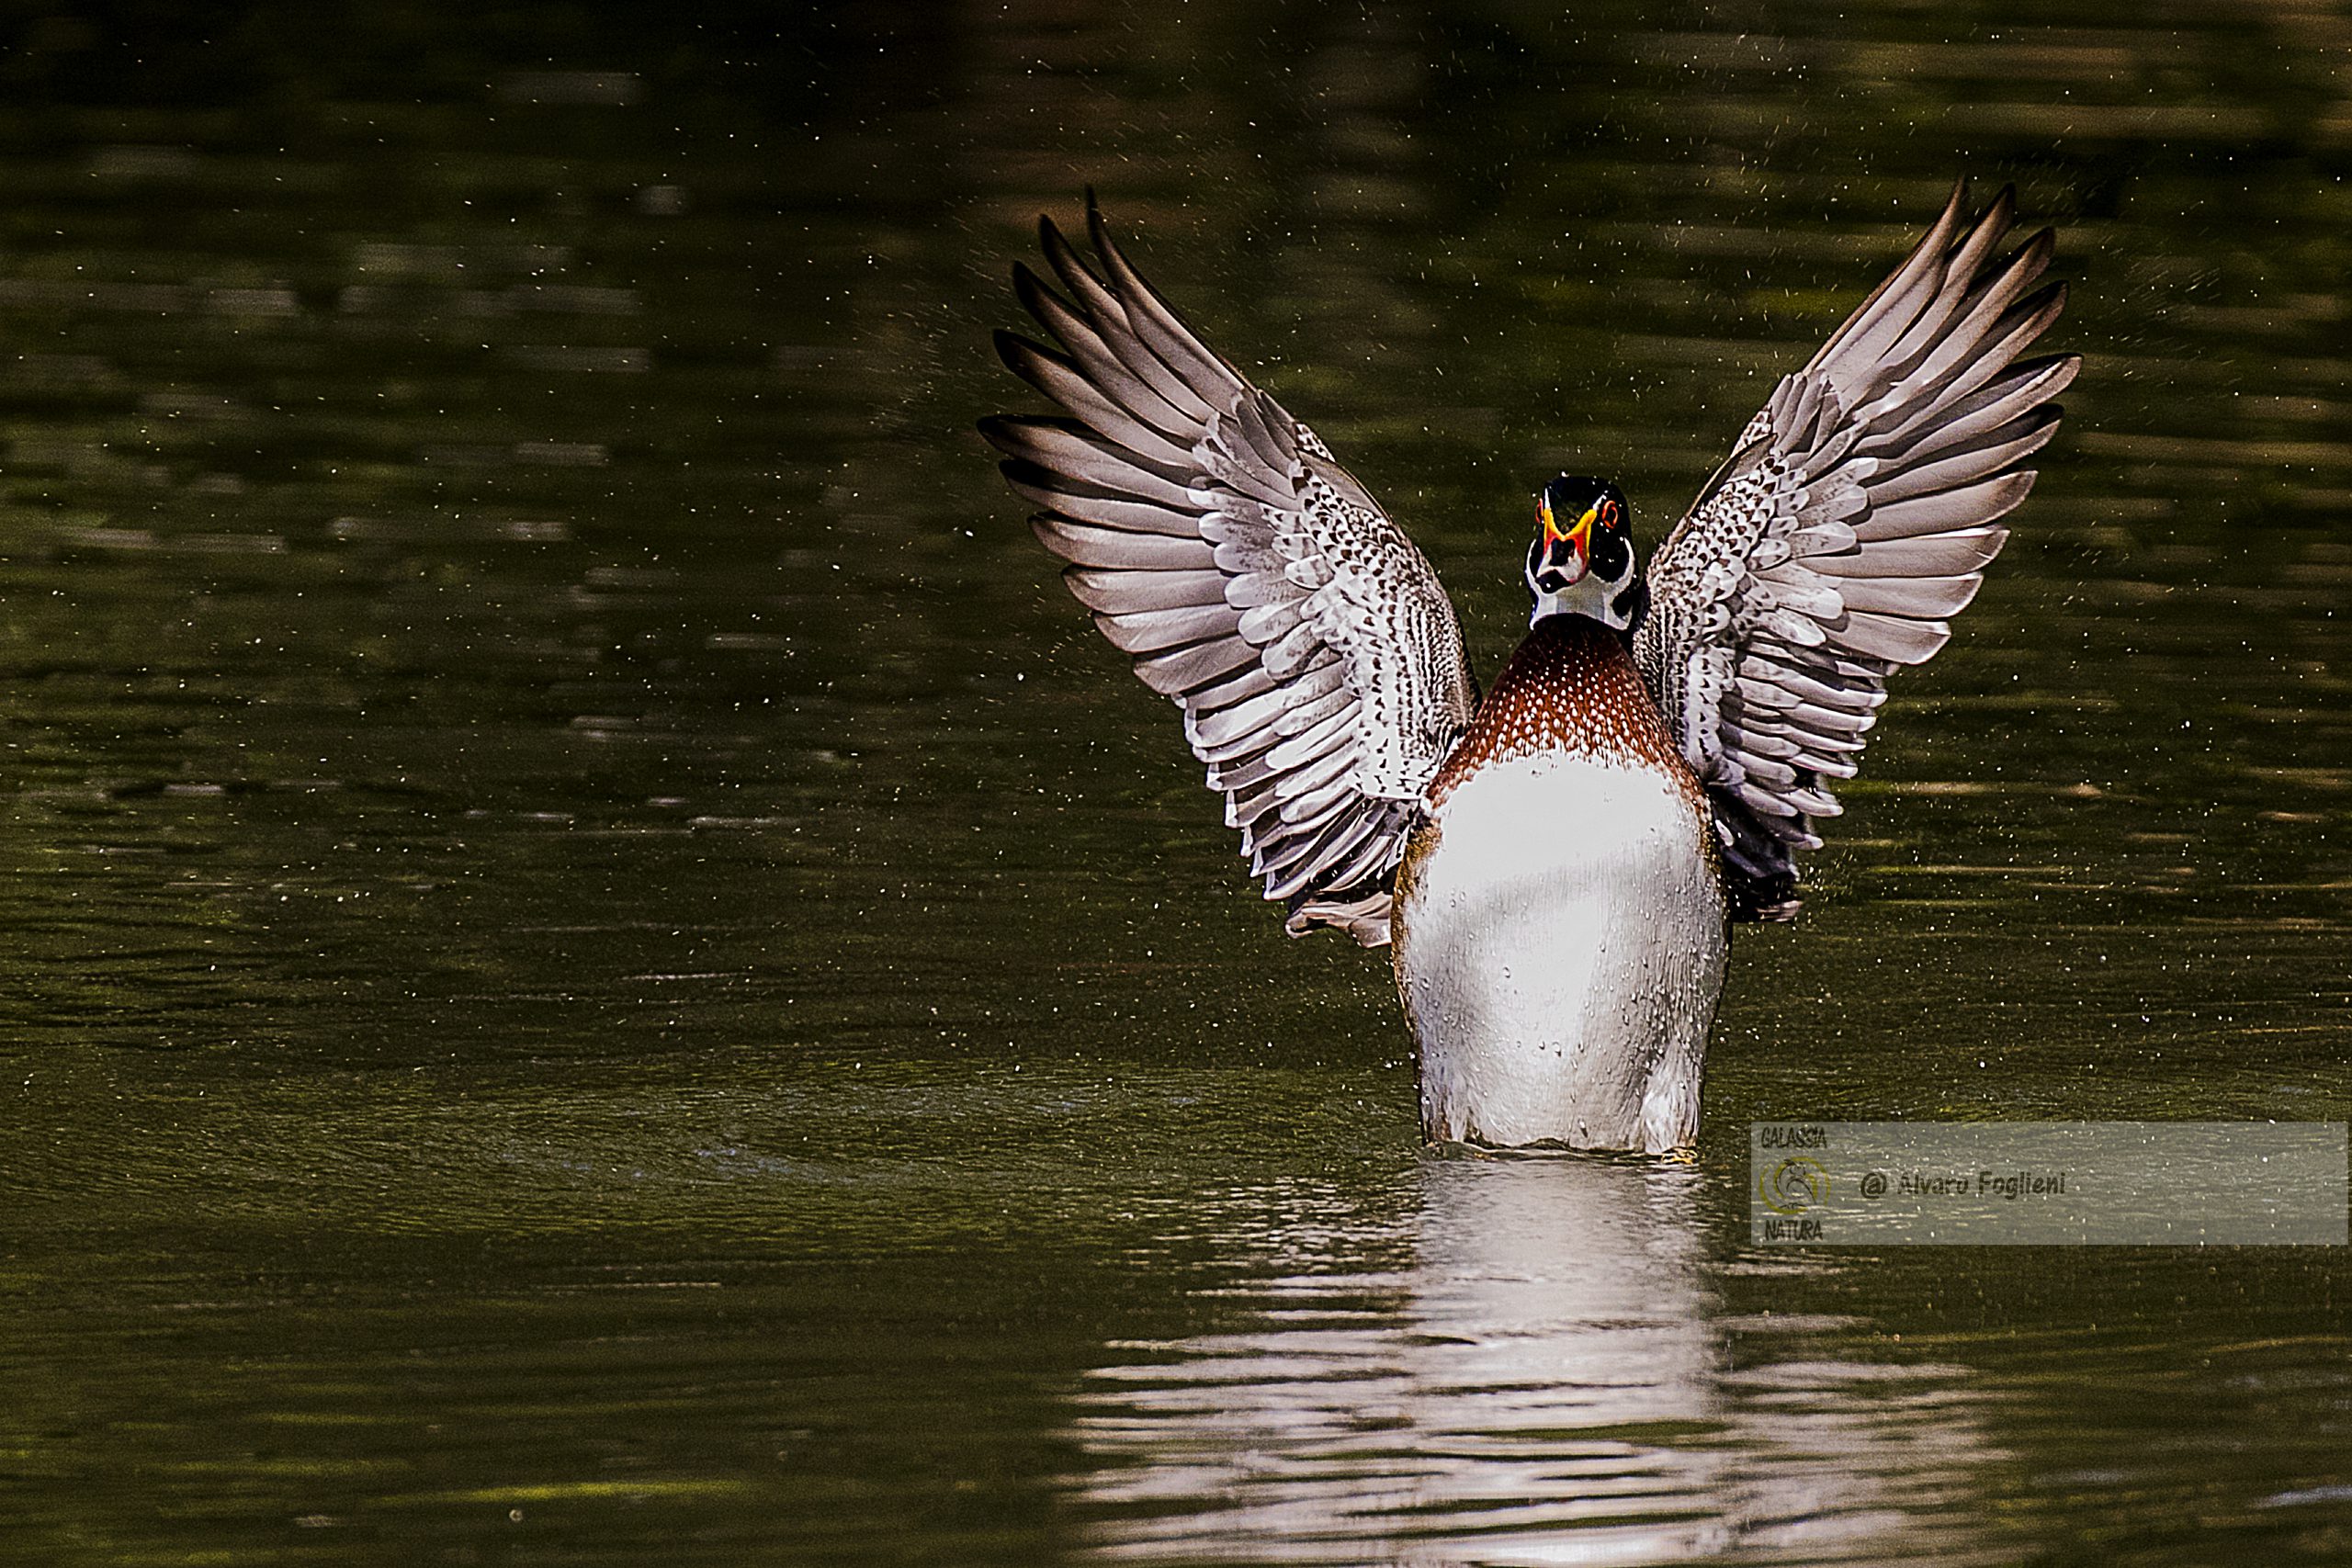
[1525,475,1644,633]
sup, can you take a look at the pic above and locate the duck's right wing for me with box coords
[1633,184,2078,920]
[981,201,1477,947]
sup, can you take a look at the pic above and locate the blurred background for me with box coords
[0,2,2346,1563]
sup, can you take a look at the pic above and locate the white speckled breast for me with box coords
[1392,617,1726,1154]
[1396,751,1726,1152]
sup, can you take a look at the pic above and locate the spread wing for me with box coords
[1633,183,2079,920]
[981,200,1476,947]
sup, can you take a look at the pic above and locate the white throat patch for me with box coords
[1528,567,1636,630]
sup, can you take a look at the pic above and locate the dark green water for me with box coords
[1,4,2347,1563]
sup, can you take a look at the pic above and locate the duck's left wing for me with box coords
[1634,183,2079,920]
[981,201,1477,947]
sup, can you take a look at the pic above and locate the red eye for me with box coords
[1600,499,1620,528]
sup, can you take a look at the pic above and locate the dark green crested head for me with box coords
[1527,475,1640,631]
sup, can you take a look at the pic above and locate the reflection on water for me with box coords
[1070,1159,2003,1566]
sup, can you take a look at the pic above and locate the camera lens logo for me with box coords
[1760,1156,1827,1215]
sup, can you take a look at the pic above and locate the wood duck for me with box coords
[982,186,2075,1153]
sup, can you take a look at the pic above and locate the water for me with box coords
[1,3,2347,1563]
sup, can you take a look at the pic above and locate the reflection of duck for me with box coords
[1067,1159,1726,1563]
[1065,1159,2005,1565]
[984,187,2075,1152]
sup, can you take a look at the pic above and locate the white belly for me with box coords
[1396,752,1727,1154]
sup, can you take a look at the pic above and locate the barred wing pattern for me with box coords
[981,203,1476,947]
[1634,185,2078,920]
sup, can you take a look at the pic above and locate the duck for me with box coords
[981,185,2075,1153]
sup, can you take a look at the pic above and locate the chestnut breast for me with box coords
[1429,617,1705,810]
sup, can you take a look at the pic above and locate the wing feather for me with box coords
[1094,603,1246,654]
[1853,472,2037,541]
[985,418,1199,506]
[1036,223,1220,423]
[1130,633,1261,695]
[1012,265,1196,438]
[1063,567,1229,613]
[1032,516,1215,570]
[1815,526,2006,579]
[1635,182,2077,919]
[995,332,1201,470]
